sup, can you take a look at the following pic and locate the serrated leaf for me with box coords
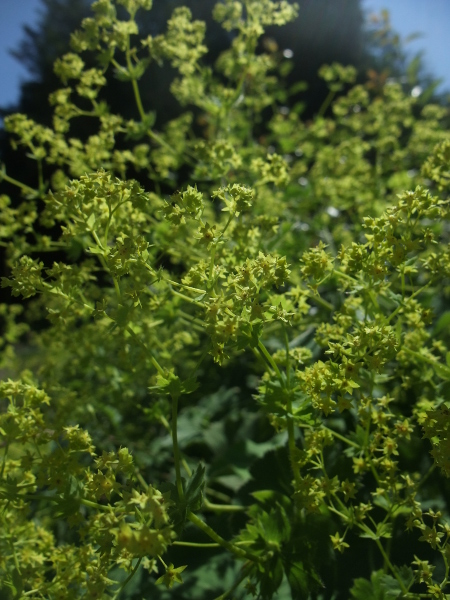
[378,573,403,598]
[351,570,399,600]
[286,561,311,597]
[350,577,375,600]
[258,556,284,600]
[394,565,414,590]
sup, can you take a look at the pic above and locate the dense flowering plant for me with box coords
[1,0,450,598]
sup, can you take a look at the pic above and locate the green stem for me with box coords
[282,327,302,488]
[386,283,430,324]
[311,294,334,312]
[286,413,301,488]
[91,229,106,252]
[317,89,336,118]
[205,488,233,503]
[417,464,436,490]
[374,538,408,595]
[131,78,146,121]
[125,326,165,376]
[181,457,192,477]
[121,51,196,162]
[173,540,253,548]
[203,500,245,512]
[332,268,358,285]
[0,491,112,513]
[0,442,8,479]
[111,557,142,600]
[171,288,206,306]
[213,562,253,600]
[441,549,449,591]
[326,504,350,523]
[283,325,291,389]
[166,279,206,295]
[124,42,146,122]
[208,213,234,289]
[323,426,360,449]
[178,311,206,331]
[46,286,95,313]
[37,158,44,194]
[112,276,121,300]
[174,541,221,548]
[80,498,113,511]
[0,491,53,503]
[0,172,38,196]
[188,511,261,563]
[257,340,283,383]
[135,471,149,491]
[172,395,184,501]
[403,346,450,376]
[158,554,168,569]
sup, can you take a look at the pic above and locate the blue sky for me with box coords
[0,0,449,108]
[362,0,450,94]
[0,0,42,108]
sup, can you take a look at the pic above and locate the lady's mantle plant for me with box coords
[1,0,450,598]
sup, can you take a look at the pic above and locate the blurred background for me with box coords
[0,0,449,118]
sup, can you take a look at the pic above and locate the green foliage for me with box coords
[1,1,450,598]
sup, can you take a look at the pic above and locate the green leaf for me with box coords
[257,556,284,600]
[181,376,199,395]
[351,570,402,599]
[433,361,450,381]
[114,66,133,82]
[393,565,414,591]
[163,465,205,534]
[87,246,105,255]
[433,311,450,335]
[373,568,413,599]
[286,561,311,598]
[86,212,96,229]
[378,574,403,599]
[351,577,379,600]
[152,371,198,400]
[251,490,291,512]
[360,522,391,540]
